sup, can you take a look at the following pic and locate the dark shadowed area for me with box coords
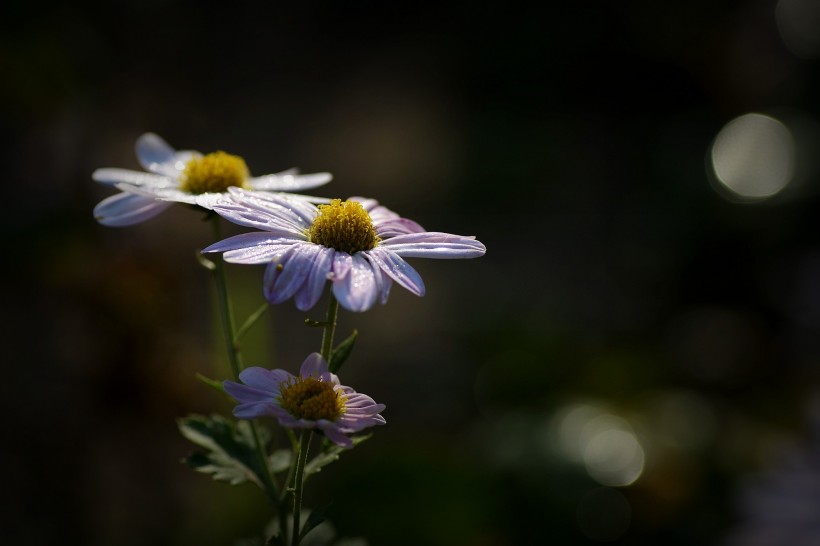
[5,1,820,545]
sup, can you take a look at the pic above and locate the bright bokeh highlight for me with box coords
[710,113,795,201]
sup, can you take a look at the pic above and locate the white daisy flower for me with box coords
[93,133,331,226]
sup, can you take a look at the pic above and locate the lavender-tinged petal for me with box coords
[203,232,295,253]
[294,247,334,311]
[141,186,198,204]
[380,232,486,259]
[111,182,199,204]
[362,252,388,305]
[233,401,280,419]
[337,413,386,431]
[262,244,314,304]
[227,188,318,226]
[380,276,393,304]
[342,407,386,419]
[343,393,383,408]
[275,244,321,301]
[211,203,310,237]
[274,192,332,205]
[374,218,426,238]
[223,382,276,403]
[224,244,293,265]
[318,423,353,448]
[237,367,292,392]
[136,133,197,177]
[367,249,425,297]
[332,253,379,312]
[222,188,317,225]
[270,407,304,425]
[93,192,172,226]
[368,206,403,228]
[136,133,174,172]
[299,353,330,380]
[381,232,477,244]
[249,171,332,191]
[92,168,175,188]
[330,252,353,281]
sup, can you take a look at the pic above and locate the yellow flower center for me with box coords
[278,376,346,421]
[179,151,250,194]
[307,199,380,255]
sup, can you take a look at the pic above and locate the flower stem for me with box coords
[320,293,339,363]
[211,218,242,380]
[291,430,313,546]
[209,217,280,506]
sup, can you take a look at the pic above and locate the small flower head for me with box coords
[308,199,380,254]
[92,133,331,227]
[224,353,385,448]
[278,375,345,421]
[203,189,486,312]
[179,151,250,194]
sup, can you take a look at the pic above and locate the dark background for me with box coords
[4,1,820,545]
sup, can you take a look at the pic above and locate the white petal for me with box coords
[367,248,425,297]
[113,183,198,204]
[249,171,332,191]
[195,192,231,209]
[93,192,172,226]
[92,168,175,188]
[380,232,486,259]
[136,133,178,176]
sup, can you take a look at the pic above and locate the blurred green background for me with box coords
[5,1,820,544]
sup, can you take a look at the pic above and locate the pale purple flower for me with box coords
[93,133,331,226]
[224,353,385,448]
[202,188,486,312]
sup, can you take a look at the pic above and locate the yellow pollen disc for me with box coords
[278,377,346,421]
[307,199,380,255]
[179,151,250,194]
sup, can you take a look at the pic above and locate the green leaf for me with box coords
[329,330,358,373]
[195,373,225,394]
[197,253,216,271]
[178,414,270,488]
[268,449,292,474]
[299,501,333,542]
[265,534,285,546]
[304,434,371,477]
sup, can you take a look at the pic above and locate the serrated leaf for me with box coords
[304,434,372,477]
[178,414,269,488]
[329,330,358,373]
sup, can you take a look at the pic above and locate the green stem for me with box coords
[291,430,313,546]
[320,294,339,362]
[286,295,340,544]
[209,217,280,506]
[211,218,242,379]
[235,302,269,342]
[278,429,300,546]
